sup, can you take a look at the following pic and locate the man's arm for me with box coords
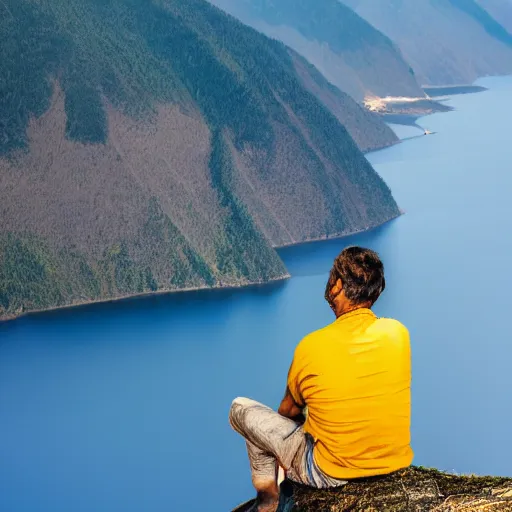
[278,387,305,424]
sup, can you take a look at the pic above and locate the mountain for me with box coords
[0,0,400,320]
[288,56,399,151]
[477,0,512,32]
[209,0,425,102]
[342,0,512,86]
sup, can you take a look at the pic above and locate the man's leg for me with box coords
[243,439,280,512]
[229,397,306,511]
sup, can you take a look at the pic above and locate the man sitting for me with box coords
[229,247,413,512]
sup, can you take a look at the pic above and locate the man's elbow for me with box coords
[279,387,304,418]
[277,403,289,417]
[279,402,302,419]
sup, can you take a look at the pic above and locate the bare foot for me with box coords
[256,501,278,512]
[246,483,279,512]
[256,488,279,512]
[248,479,279,512]
[247,495,278,512]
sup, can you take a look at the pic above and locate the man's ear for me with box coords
[333,278,343,294]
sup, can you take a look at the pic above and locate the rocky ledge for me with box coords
[234,467,512,511]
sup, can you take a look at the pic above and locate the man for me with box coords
[229,247,413,512]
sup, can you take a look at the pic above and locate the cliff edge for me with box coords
[235,467,512,511]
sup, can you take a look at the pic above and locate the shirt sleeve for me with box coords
[287,338,310,407]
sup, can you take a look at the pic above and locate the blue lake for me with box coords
[1,76,511,512]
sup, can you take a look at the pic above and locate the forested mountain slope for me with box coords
[0,0,400,320]
[209,0,425,102]
[342,0,512,85]
[289,55,398,151]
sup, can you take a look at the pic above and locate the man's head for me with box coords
[324,246,385,316]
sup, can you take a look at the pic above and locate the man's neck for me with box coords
[335,303,371,319]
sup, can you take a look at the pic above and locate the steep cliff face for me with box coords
[209,0,425,102]
[342,0,512,86]
[0,0,400,320]
[234,467,512,511]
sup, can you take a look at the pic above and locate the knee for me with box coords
[230,397,249,419]
[231,397,254,409]
[229,397,255,430]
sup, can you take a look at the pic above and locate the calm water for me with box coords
[1,76,511,512]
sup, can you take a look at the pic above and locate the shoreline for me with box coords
[0,214,402,324]
[0,275,291,324]
[275,212,401,249]
[380,113,422,128]
[362,138,401,154]
[382,82,488,127]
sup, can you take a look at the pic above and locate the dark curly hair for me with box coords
[325,247,385,307]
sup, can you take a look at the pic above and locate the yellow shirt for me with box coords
[287,308,413,479]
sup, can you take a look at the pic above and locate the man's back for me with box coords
[288,308,413,479]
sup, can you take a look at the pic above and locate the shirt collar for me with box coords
[335,307,376,323]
